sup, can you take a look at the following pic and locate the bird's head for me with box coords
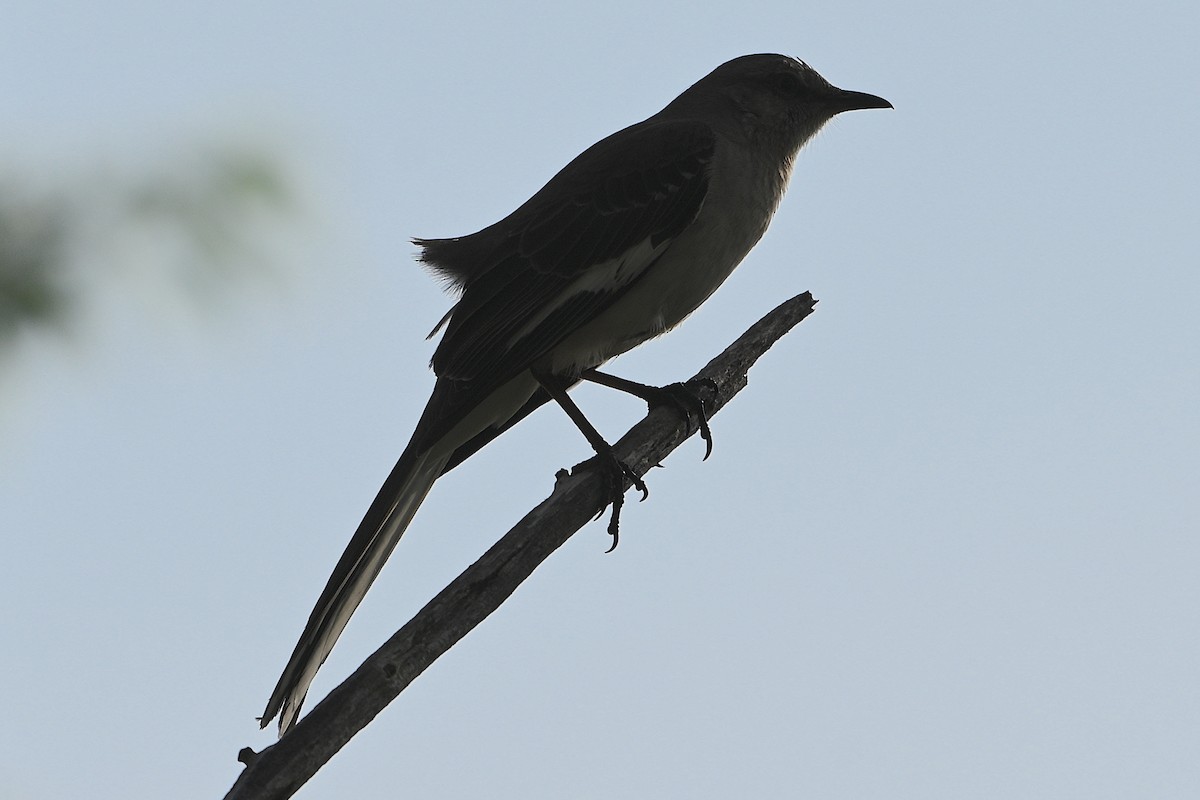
[669,54,892,150]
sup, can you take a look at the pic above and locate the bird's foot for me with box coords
[586,446,648,552]
[645,378,718,460]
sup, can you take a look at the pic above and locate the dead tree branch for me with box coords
[225,291,818,800]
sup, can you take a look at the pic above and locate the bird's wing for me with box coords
[416,119,714,384]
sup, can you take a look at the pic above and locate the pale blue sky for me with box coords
[3,2,1198,798]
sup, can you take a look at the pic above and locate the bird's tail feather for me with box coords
[260,444,450,734]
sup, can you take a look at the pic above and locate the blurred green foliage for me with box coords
[0,146,293,354]
[0,191,70,339]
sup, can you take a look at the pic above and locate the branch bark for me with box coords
[224,291,818,800]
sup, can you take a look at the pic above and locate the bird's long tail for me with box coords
[260,443,450,734]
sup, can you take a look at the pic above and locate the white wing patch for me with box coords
[504,235,668,350]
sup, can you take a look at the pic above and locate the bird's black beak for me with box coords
[826,87,893,114]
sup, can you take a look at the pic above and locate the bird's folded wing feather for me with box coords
[416,119,715,385]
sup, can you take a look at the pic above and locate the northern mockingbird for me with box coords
[262,53,890,733]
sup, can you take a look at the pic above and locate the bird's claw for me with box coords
[650,379,717,460]
[588,450,648,552]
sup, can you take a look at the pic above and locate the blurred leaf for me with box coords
[0,191,71,339]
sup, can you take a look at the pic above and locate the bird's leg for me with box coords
[531,369,648,551]
[580,369,717,460]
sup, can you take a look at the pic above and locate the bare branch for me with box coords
[225,291,818,800]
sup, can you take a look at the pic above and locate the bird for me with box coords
[260,53,891,734]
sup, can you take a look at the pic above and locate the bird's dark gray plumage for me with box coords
[261,54,890,734]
